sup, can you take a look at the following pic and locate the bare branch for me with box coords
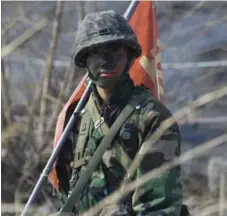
[127,85,227,180]
[40,1,86,148]
[200,202,227,216]
[82,133,227,216]
[1,61,12,125]
[1,18,48,57]
[167,1,206,42]
[1,31,12,126]
[79,85,227,216]
[1,122,24,145]
[1,2,226,215]
[1,17,18,37]
[46,62,73,138]
[37,1,64,147]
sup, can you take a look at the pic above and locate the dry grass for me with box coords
[1,1,227,216]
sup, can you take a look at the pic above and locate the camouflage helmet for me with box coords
[73,10,142,68]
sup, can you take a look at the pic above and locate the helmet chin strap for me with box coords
[86,56,133,89]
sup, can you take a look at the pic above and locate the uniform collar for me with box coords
[91,76,135,110]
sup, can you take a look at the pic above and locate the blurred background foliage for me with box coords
[1,1,227,215]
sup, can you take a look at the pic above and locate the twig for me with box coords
[1,32,12,125]
[45,93,64,105]
[3,33,45,150]
[1,18,48,57]
[80,85,227,216]
[1,61,12,125]
[167,1,205,42]
[200,201,227,216]
[1,17,19,37]
[37,1,64,147]
[219,170,226,216]
[184,15,227,51]
[46,62,73,137]
[42,1,86,148]
[63,1,86,98]
[82,133,227,216]
[1,122,25,145]
[126,85,227,181]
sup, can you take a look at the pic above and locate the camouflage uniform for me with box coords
[56,80,183,216]
[55,10,185,216]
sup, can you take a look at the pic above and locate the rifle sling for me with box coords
[86,94,133,171]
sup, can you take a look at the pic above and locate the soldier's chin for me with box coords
[96,77,119,89]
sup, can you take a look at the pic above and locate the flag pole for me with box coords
[20,1,139,215]
[123,0,139,20]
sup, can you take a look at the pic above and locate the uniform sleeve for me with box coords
[55,103,79,205]
[132,102,183,216]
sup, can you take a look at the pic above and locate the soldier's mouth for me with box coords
[99,72,116,77]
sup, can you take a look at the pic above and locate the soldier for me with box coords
[54,10,189,216]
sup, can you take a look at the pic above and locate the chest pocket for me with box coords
[71,93,144,174]
[86,95,134,171]
[118,123,139,160]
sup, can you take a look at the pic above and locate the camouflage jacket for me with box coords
[55,78,183,216]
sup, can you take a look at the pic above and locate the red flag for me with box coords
[48,1,164,190]
[129,1,164,102]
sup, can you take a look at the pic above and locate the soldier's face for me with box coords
[85,44,128,81]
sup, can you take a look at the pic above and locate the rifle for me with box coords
[20,1,139,215]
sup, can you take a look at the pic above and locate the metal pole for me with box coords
[123,0,139,21]
[20,81,92,216]
[20,1,139,215]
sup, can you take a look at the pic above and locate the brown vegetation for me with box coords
[1,1,227,216]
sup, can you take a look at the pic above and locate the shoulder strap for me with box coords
[60,97,136,214]
[86,94,133,171]
[73,109,91,162]
[71,88,148,171]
